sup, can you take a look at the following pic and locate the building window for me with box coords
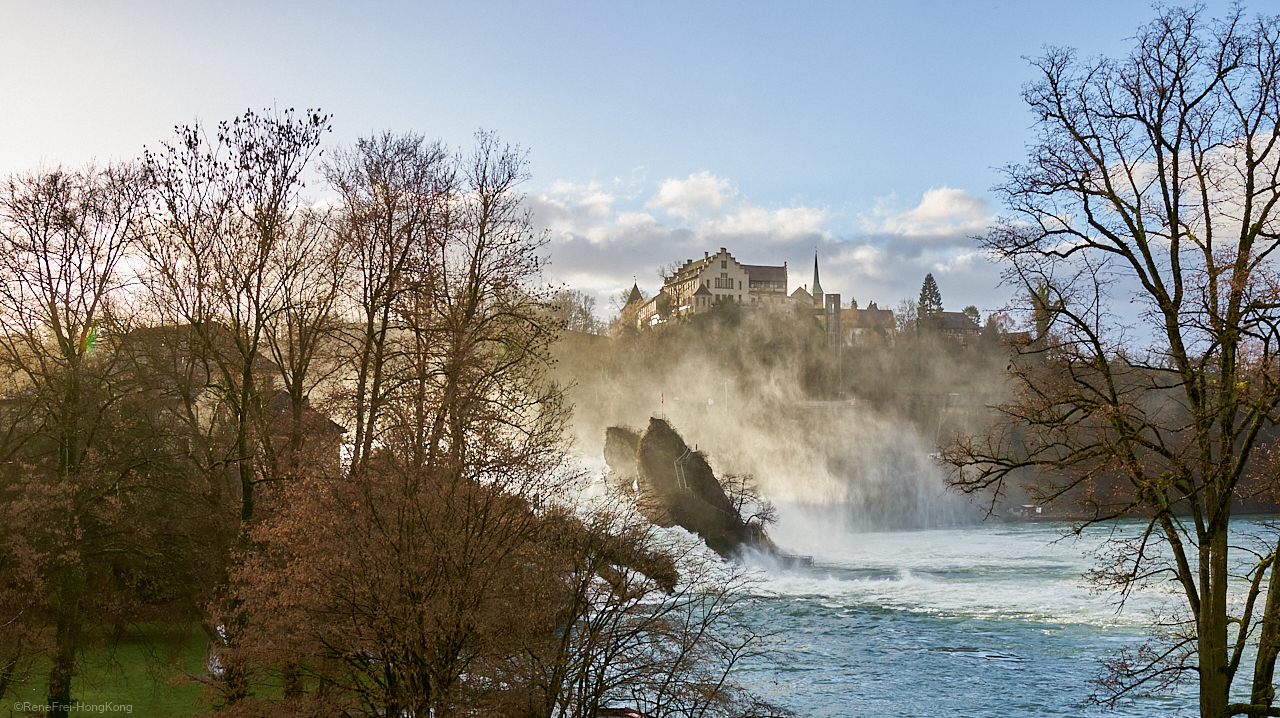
[721,260,726,268]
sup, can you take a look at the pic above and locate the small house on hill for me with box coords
[843,302,896,342]
[741,263,789,306]
[939,312,981,339]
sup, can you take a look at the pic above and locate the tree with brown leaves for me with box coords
[222,133,780,718]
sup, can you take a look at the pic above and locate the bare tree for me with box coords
[0,165,146,718]
[142,108,330,704]
[721,473,778,543]
[142,107,330,527]
[656,260,682,282]
[518,499,779,718]
[323,131,454,476]
[551,288,606,335]
[227,480,780,718]
[944,7,1280,716]
[894,297,917,335]
[224,131,573,718]
[260,206,345,479]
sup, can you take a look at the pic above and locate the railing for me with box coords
[775,553,814,567]
[674,448,692,491]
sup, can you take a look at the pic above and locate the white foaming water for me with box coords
[747,521,1164,627]
[574,442,1232,715]
[736,519,1199,717]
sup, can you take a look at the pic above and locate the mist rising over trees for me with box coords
[550,291,1011,536]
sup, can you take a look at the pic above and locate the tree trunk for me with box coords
[1251,538,1280,708]
[237,365,256,525]
[47,565,84,718]
[1200,524,1232,718]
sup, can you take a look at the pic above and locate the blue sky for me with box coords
[0,0,1249,318]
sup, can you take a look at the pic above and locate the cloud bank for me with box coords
[532,173,1008,318]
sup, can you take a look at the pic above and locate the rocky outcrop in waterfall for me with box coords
[603,426,641,488]
[604,418,771,557]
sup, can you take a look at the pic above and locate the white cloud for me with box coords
[644,171,735,218]
[546,179,614,218]
[811,243,1005,316]
[703,205,830,239]
[860,187,992,237]
[533,180,618,241]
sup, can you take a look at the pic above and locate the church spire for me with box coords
[812,250,824,304]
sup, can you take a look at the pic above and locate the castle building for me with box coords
[667,247,750,311]
[622,247,926,349]
[627,248,789,327]
[618,246,989,349]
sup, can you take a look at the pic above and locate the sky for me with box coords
[0,0,1250,319]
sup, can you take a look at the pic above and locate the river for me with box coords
[735,513,1198,716]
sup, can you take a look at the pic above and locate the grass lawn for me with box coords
[5,623,212,718]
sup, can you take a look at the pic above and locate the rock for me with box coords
[603,426,641,489]
[612,417,760,557]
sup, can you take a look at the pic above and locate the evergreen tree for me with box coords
[917,273,943,332]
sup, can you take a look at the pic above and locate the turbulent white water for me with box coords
[735,516,1199,717]
[572,450,1264,716]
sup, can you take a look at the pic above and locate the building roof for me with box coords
[668,256,713,286]
[742,264,786,283]
[1003,331,1034,345]
[939,311,980,333]
[693,284,712,296]
[790,286,812,303]
[625,283,643,306]
[845,307,895,329]
[811,254,823,296]
[639,289,666,310]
